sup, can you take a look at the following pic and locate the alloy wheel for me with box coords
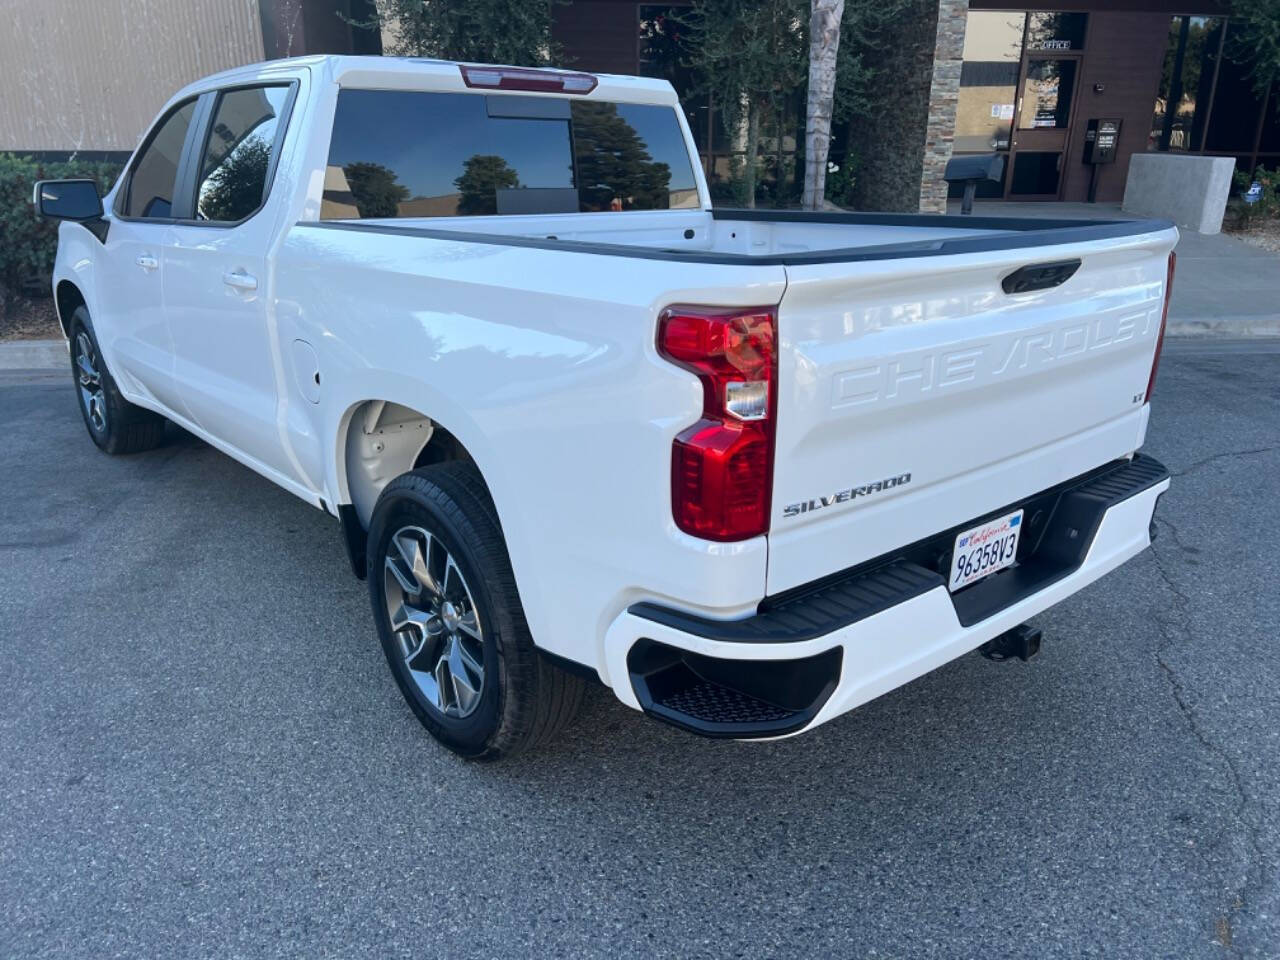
[382,525,486,718]
[75,332,107,432]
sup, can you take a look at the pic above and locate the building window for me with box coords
[1150,16,1278,181]
[1203,38,1264,154]
[1009,152,1062,195]
[1151,16,1225,153]
[639,5,703,146]
[955,12,1023,153]
[1025,12,1087,53]
[1017,59,1077,131]
[1260,91,1280,156]
[952,10,1026,198]
[638,3,752,196]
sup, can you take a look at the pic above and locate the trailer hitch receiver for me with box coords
[979,623,1042,662]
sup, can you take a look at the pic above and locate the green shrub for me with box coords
[0,153,122,318]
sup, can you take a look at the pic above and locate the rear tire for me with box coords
[367,461,586,760]
[69,306,166,455]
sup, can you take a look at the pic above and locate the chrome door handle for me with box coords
[135,254,158,270]
[222,270,258,291]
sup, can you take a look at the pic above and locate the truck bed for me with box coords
[306,207,1174,266]
[288,204,1176,626]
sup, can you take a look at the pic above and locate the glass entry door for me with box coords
[1008,57,1079,198]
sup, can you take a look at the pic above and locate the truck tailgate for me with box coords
[767,226,1177,595]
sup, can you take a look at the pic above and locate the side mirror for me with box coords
[32,179,103,221]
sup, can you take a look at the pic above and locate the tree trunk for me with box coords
[802,0,845,210]
[776,97,786,206]
[743,101,761,209]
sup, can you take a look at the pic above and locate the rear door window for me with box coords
[322,89,698,219]
[194,85,292,223]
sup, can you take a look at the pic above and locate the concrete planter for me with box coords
[1122,154,1235,234]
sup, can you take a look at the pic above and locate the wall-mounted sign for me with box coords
[1030,39,1073,50]
[989,103,1015,120]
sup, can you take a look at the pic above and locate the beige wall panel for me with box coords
[0,0,265,152]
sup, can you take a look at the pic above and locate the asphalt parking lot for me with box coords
[2,340,1278,959]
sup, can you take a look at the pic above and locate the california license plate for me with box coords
[948,509,1023,592]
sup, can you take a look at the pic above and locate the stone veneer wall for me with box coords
[918,0,970,213]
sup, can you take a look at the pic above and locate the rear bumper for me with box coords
[604,455,1170,739]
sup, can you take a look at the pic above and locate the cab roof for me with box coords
[175,55,680,107]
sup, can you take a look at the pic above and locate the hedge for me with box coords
[0,153,122,317]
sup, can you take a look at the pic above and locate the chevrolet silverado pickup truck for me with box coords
[36,56,1176,759]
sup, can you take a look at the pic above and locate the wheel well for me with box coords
[413,425,473,471]
[342,400,478,528]
[55,281,85,338]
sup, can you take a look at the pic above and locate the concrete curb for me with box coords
[5,317,1280,373]
[0,339,67,370]
[1165,317,1280,338]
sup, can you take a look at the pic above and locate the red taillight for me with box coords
[459,64,598,95]
[1146,251,1176,402]
[658,306,777,541]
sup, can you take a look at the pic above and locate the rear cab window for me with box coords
[321,89,699,219]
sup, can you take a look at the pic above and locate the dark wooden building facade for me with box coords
[552,0,1275,205]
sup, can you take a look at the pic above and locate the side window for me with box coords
[321,89,699,220]
[194,85,291,223]
[123,100,196,219]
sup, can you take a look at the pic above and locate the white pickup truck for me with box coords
[37,56,1175,759]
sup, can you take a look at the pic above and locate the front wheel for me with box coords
[367,462,586,760]
[69,306,166,455]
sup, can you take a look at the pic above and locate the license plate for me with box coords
[948,509,1023,592]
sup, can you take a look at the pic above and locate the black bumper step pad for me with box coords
[627,641,842,739]
[629,559,942,645]
[660,681,797,726]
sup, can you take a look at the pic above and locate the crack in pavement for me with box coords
[1150,515,1266,949]
[1170,445,1280,479]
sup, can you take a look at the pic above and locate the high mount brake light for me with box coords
[1146,251,1176,402]
[459,65,598,95]
[658,306,778,542]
